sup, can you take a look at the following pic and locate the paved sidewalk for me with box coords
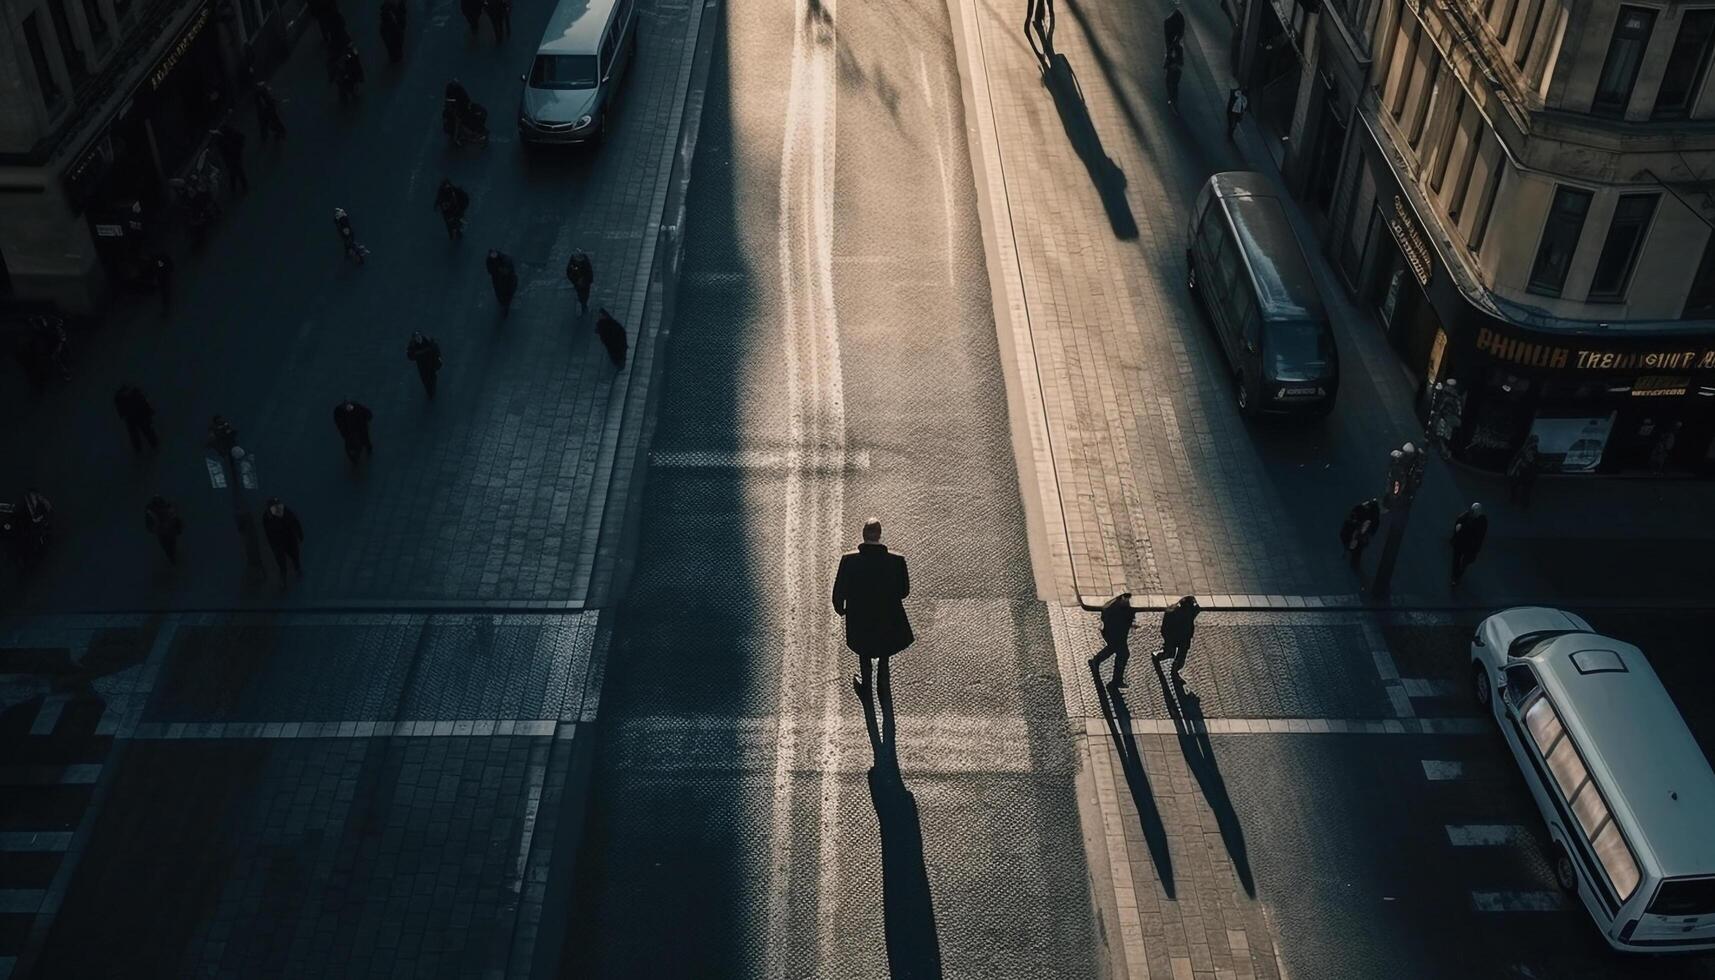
[0,0,701,610]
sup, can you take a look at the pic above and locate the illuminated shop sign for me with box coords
[1475,327,1715,373]
[148,4,211,93]
[1389,196,1434,287]
[1631,376,1689,397]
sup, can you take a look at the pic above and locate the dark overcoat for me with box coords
[831,543,913,657]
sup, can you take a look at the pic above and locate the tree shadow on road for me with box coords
[1041,53,1138,240]
[1158,666,1256,897]
[1090,660,1175,899]
[863,673,943,980]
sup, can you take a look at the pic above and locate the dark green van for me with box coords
[1186,172,1338,418]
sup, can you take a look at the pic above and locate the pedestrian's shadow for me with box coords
[1042,53,1138,240]
[1158,668,1256,897]
[1089,660,1175,899]
[863,678,943,980]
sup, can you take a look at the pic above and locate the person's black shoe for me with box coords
[852,675,865,697]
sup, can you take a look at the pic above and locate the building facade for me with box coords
[0,0,296,312]
[1248,0,1715,474]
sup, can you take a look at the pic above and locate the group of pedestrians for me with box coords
[1090,593,1201,695]
[1155,5,1247,132]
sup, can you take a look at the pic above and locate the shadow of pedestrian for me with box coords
[1158,667,1256,897]
[1025,0,1056,71]
[867,752,944,980]
[1090,660,1176,899]
[1042,53,1138,241]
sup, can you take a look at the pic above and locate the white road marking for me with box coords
[1359,620,1415,719]
[1446,824,1533,847]
[919,49,957,290]
[1471,891,1566,912]
[604,714,1040,772]
[27,695,66,736]
[650,448,870,470]
[1420,760,1465,780]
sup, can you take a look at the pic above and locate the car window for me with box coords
[1545,734,1588,800]
[1263,319,1332,374]
[601,28,618,71]
[1650,877,1715,917]
[1593,820,1641,901]
[529,54,598,90]
[1569,780,1609,838]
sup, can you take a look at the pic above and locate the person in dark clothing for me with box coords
[486,249,518,314]
[144,496,184,564]
[254,82,287,141]
[1507,436,1540,507]
[595,308,628,367]
[114,385,159,452]
[1155,595,1201,685]
[261,497,304,579]
[152,251,174,313]
[1089,591,1137,691]
[435,178,469,239]
[565,249,594,314]
[334,207,368,263]
[832,519,914,703]
[333,397,374,462]
[206,415,239,457]
[1339,497,1381,568]
[334,44,364,103]
[406,332,443,398]
[1450,503,1488,588]
[379,0,407,62]
[1165,44,1183,106]
[1163,5,1185,54]
[211,124,248,192]
[460,0,484,35]
[485,0,511,40]
[1226,87,1248,139]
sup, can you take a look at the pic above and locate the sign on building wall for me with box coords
[1387,194,1434,287]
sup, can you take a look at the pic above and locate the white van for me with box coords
[1471,607,1715,951]
[518,0,638,145]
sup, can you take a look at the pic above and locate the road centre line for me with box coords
[1446,824,1534,847]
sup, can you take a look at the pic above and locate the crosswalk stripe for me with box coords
[1446,824,1533,846]
[1471,891,1565,912]
[1421,760,1464,780]
[0,832,72,852]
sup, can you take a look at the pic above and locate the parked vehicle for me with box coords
[1471,607,1715,952]
[517,0,637,146]
[1186,172,1339,418]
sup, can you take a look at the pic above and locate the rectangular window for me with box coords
[1653,10,1715,119]
[1524,696,1562,752]
[1495,0,1519,42]
[1449,127,1481,219]
[80,0,107,42]
[1569,780,1610,838]
[1588,193,1658,300]
[1684,235,1715,319]
[1390,18,1420,117]
[49,0,87,83]
[1515,0,1548,68]
[1470,158,1503,252]
[1593,6,1657,116]
[1410,51,1444,146]
[1431,90,1467,191]
[1528,186,1592,295]
[1592,821,1641,901]
[22,13,61,104]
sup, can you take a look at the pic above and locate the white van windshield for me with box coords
[1651,877,1715,916]
[530,54,598,90]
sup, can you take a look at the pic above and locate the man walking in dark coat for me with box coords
[335,207,368,263]
[333,397,374,462]
[211,124,248,192]
[832,519,914,702]
[487,249,518,315]
[1089,591,1137,691]
[406,332,443,398]
[1450,502,1488,588]
[262,497,304,579]
[1226,87,1248,140]
[114,384,159,452]
[485,0,511,40]
[379,0,407,62]
[595,309,628,367]
[1163,5,1185,55]
[254,82,287,142]
[1339,497,1381,568]
[435,178,469,240]
[1156,595,1201,685]
[144,495,184,564]
[565,249,594,314]
[461,0,484,35]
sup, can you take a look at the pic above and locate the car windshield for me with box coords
[529,54,598,90]
[1264,320,1333,377]
[1650,877,1715,917]
[1509,629,1574,659]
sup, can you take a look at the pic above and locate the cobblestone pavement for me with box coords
[0,0,701,610]
[949,0,1715,606]
[1,612,599,979]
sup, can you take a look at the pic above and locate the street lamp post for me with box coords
[1369,441,1424,601]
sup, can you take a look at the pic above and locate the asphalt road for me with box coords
[555,0,1098,974]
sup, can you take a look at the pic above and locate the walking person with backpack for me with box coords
[565,249,594,315]
[1155,595,1202,689]
[1339,497,1381,568]
[332,398,375,463]
[1089,591,1137,692]
[406,332,444,398]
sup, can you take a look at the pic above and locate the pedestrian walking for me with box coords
[1339,497,1381,568]
[486,249,518,315]
[1155,595,1201,686]
[379,0,407,62]
[254,82,287,142]
[1088,591,1137,692]
[1450,502,1488,588]
[565,249,594,314]
[206,415,239,457]
[210,124,248,192]
[1507,436,1540,507]
[113,385,160,452]
[334,207,369,263]
[595,308,628,367]
[461,0,484,35]
[1163,5,1185,55]
[1226,87,1248,140]
[144,495,184,564]
[435,178,469,239]
[334,43,364,103]
[832,518,914,702]
[152,250,174,313]
[261,497,305,579]
[485,0,511,40]
[406,332,443,398]
[1165,46,1183,107]
[332,397,375,462]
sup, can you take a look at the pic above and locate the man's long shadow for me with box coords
[1090,662,1175,899]
[1157,667,1256,897]
[1041,52,1139,240]
[863,677,944,980]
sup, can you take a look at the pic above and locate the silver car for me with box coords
[518,0,637,145]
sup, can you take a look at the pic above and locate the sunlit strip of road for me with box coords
[650,449,870,470]
[599,714,1043,773]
